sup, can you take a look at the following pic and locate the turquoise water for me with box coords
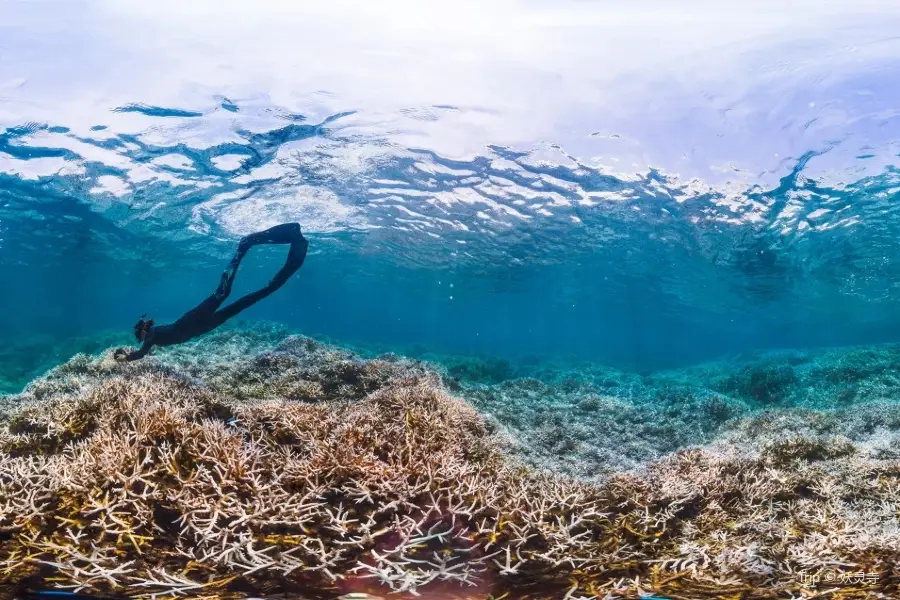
[4,2,900,380]
[8,5,900,598]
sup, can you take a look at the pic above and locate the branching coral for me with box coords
[2,331,900,599]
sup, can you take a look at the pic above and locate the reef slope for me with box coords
[1,326,899,599]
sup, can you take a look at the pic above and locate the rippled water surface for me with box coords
[4,0,900,371]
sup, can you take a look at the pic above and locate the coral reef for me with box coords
[459,376,749,480]
[2,325,900,598]
[661,342,900,409]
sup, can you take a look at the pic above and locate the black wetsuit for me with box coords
[123,222,308,361]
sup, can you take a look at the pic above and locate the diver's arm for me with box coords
[114,341,153,362]
[126,342,153,361]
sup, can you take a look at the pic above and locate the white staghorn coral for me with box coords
[2,328,900,599]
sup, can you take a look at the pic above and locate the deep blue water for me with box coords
[4,1,900,376]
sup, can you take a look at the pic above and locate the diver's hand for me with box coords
[113,348,128,362]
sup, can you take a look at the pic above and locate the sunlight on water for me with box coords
[3,0,900,365]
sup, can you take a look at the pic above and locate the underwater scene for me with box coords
[5,1,900,599]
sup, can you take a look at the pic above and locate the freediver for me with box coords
[114,222,308,362]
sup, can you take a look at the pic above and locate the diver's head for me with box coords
[133,315,155,342]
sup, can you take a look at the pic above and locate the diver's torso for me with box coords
[150,319,216,347]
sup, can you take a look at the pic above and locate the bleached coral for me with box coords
[2,328,900,598]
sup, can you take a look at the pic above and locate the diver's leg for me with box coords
[207,286,278,328]
[208,227,308,326]
[214,246,245,301]
[177,244,247,323]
